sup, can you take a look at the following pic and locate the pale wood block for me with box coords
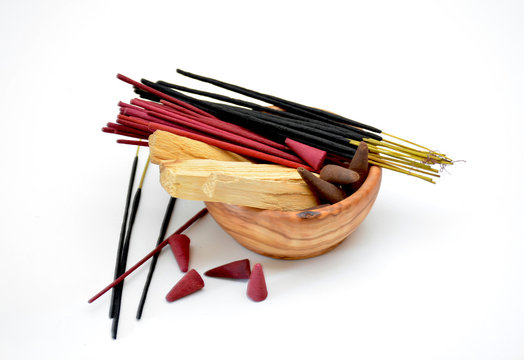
[159,159,319,211]
[149,130,248,164]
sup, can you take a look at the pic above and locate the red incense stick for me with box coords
[148,110,303,163]
[115,118,152,134]
[88,208,208,304]
[103,127,149,140]
[121,106,162,122]
[117,114,311,169]
[159,99,213,119]
[118,101,137,110]
[117,139,149,147]
[118,74,211,118]
[118,113,173,129]
[131,98,182,118]
[132,97,207,121]
[106,122,151,137]
[118,114,214,139]
[159,100,289,151]
[148,122,313,170]
[133,95,219,121]
[133,98,269,146]
[115,75,313,169]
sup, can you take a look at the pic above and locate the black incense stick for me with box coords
[140,80,376,152]
[137,80,359,157]
[227,105,365,142]
[119,72,451,183]
[111,157,150,339]
[136,196,177,320]
[176,69,382,134]
[89,208,208,304]
[201,102,358,157]
[109,145,139,319]
[157,80,282,113]
[156,80,381,141]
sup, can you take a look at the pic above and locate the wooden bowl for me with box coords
[205,166,382,259]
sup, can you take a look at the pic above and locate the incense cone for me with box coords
[297,167,346,204]
[168,234,190,272]
[247,264,267,302]
[204,259,251,279]
[348,142,369,192]
[285,138,327,171]
[319,164,360,185]
[166,269,204,302]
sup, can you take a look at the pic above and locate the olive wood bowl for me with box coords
[205,166,382,260]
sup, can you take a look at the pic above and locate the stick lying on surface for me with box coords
[159,159,320,211]
[136,196,177,320]
[88,208,208,304]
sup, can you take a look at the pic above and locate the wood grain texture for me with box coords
[205,166,382,259]
[159,159,320,211]
[149,130,248,164]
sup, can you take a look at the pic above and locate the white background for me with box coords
[1,1,523,359]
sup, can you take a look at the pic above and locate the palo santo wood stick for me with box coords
[148,130,249,164]
[159,159,319,211]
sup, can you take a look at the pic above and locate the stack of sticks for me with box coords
[103,70,453,182]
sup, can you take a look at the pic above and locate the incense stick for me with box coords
[147,121,313,170]
[111,156,150,339]
[157,80,381,141]
[114,72,454,181]
[175,69,382,133]
[88,208,209,304]
[136,196,177,320]
[172,70,454,176]
[106,122,151,138]
[109,145,140,319]
[117,139,149,147]
[147,110,303,163]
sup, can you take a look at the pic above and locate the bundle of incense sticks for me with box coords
[103,71,454,182]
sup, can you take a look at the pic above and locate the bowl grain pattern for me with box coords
[205,166,382,259]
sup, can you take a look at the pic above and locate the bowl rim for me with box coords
[245,165,382,217]
[205,165,382,259]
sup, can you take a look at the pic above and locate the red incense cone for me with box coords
[168,234,190,272]
[285,138,326,171]
[166,269,204,302]
[247,263,268,302]
[204,259,251,279]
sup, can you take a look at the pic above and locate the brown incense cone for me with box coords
[319,164,360,185]
[297,167,346,204]
[348,142,369,192]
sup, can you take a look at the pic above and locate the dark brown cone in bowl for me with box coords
[347,142,369,193]
[319,164,360,185]
[297,167,346,204]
